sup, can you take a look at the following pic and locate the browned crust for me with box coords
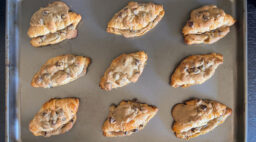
[182,5,235,35]
[106,1,165,38]
[31,54,91,88]
[27,1,82,47]
[184,26,230,45]
[171,99,232,140]
[29,98,79,137]
[102,100,158,137]
[30,12,82,47]
[28,1,71,38]
[170,53,223,88]
[182,5,235,44]
[100,51,148,91]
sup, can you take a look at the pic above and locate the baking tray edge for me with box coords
[235,0,248,141]
[5,0,20,142]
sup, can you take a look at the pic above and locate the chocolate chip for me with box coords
[198,10,207,14]
[61,14,66,19]
[139,107,148,113]
[109,117,116,124]
[187,21,194,27]
[132,105,138,110]
[41,112,47,117]
[60,30,66,35]
[187,67,195,73]
[134,59,140,65]
[191,128,196,132]
[139,124,144,128]
[113,72,120,80]
[132,129,138,133]
[132,8,137,11]
[203,15,209,21]
[123,58,127,65]
[51,120,56,125]
[42,10,49,16]
[198,65,203,70]
[43,131,47,136]
[124,131,128,135]
[132,98,138,102]
[133,71,140,76]
[200,105,207,110]
[70,118,74,123]
[217,29,222,35]
[118,12,123,18]
[55,62,63,67]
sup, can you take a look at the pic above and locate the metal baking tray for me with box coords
[5,0,248,141]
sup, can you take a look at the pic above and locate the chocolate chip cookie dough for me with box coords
[171,99,232,140]
[27,1,82,47]
[170,53,223,88]
[31,54,91,88]
[29,98,79,137]
[107,1,165,38]
[100,51,148,91]
[182,5,235,45]
[102,99,158,137]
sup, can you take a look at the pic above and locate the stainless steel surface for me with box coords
[6,0,247,141]
[6,0,20,142]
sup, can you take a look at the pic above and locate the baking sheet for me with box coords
[6,0,247,141]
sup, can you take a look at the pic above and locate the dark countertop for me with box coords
[247,1,256,141]
[0,0,6,142]
[1,0,256,141]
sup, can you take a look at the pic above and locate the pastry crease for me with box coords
[102,100,158,137]
[107,1,165,37]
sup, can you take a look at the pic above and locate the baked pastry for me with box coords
[27,1,82,47]
[31,54,91,88]
[184,26,230,45]
[170,53,223,88]
[102,99,158,137]
[107,1,165,38]
[29,98,79,137]
[100,51,148,91]
[182,5,235,44]
[171,99,232,140]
